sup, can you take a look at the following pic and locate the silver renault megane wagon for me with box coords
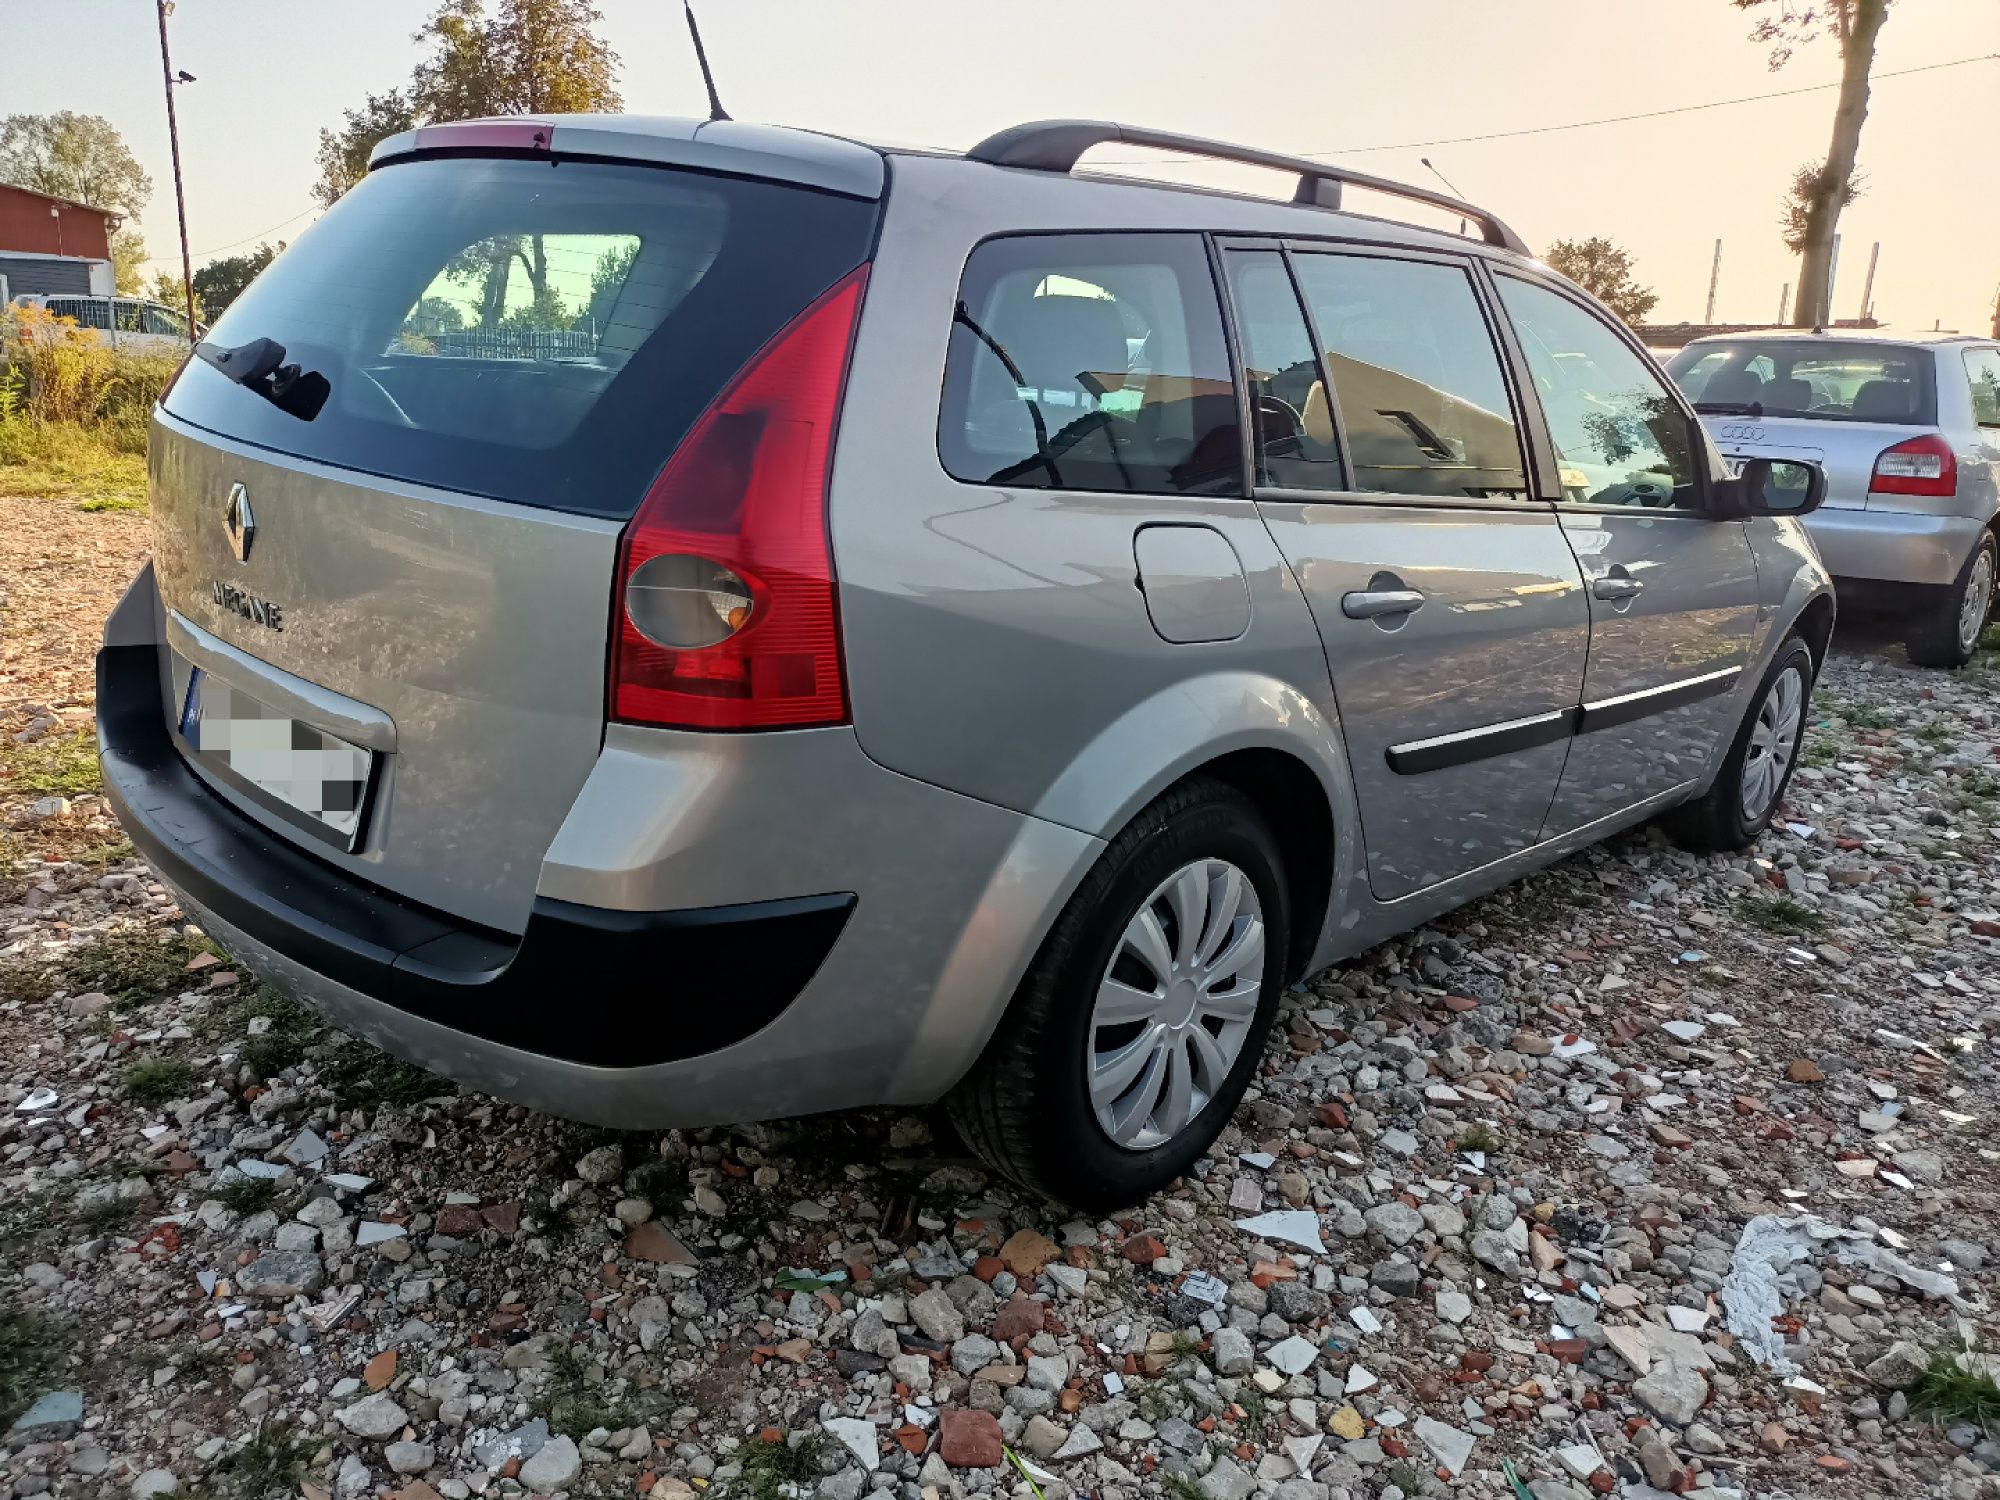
[98,114,1832,1208]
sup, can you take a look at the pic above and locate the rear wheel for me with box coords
[1668,636,1815,853]
[946,778,1288,1211]
[1907,531,1996,669]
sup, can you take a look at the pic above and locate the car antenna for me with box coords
[683,3,730,123]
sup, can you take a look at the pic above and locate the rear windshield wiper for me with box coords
[194,336,330,422]
[1692,400,1764,417]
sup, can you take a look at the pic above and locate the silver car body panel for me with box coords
[106,118,1838,1129]
[148,411,623,934]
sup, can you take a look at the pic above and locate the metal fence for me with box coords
[425,326,597,360]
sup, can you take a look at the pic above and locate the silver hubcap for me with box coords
[1088,859,1264,1152]
[1742,666,1806,821]
[1959,548,1994,653]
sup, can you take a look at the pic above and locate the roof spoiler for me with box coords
[965,119,1530,256]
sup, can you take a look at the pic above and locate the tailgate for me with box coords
[148,148,880,933]
[149,417,619,933]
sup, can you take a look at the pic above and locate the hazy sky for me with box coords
[12,0,1998,332]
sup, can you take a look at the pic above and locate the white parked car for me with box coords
[9,293,198,353]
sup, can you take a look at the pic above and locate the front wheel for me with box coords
[1668,636,1816,853]
[946,778,1289,1211]
[1907,531,1996,669]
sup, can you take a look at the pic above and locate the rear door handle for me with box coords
[1593,576,1644,600]
[1342,587,1426,620]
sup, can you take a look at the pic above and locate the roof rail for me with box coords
[964,119,1530,256]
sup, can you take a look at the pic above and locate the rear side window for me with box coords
[1665,338,1937,424]
[1966,349,2000,427]
[940,233,1242,496]
[1222,249,1342,489]
[1291,253,1528,500]
[163,156,879,519]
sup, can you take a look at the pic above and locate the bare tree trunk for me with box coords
[1793,0,1888,327]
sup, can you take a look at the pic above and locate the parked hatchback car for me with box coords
[1667,330,2000,666]
[97,115,1831,1208]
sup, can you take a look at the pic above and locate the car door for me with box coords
[1489,272,1760,835]
[1223,243,1589,901]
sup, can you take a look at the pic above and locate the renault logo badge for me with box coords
[224,483,255,563]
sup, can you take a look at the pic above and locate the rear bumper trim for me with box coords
[97,642,853,1068]
[1806,508,1986,587]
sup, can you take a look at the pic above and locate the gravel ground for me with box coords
[4,494,2000,1500]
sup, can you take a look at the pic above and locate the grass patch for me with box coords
[212,1420,316,1497]
[323,1041,447,1109]
[735,1430,825,1500]
[0,421,147,507]
[1913,722,1958,747]
[212,1176,280,1217]
[0,729,101,798]
[121,1055,196,1106]
[1161,1471,1206,1500]
[1136,1376,1191,1423]
[1738,894,1825,935]
[0,1309,68,1427]
[1834,702,1894,731]
[1800,736,1840,768]
[1456,1121,1502,1155]
[1911,1350,2000,1429]
[0,952,56,1006]
[208,987,323,1078]
[0,1187,62,1271]
[538,1340,669,1442]
[54,924,218,1003]
[74,838,136,869]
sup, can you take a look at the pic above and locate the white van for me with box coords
[9,293,198,354]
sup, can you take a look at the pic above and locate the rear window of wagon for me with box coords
[163,155,879,519]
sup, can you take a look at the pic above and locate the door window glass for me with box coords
[1291,253,1526,500]
[1499,276,1697,508]
[1966,349,2000,427]
[1223,249,1342,489]
[940,233,1243,495]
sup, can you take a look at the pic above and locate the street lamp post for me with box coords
[155,1,196,344]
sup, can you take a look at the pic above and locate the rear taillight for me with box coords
[610,265,867,730]
[1871,433,1957,497]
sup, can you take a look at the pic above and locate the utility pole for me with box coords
[1990,280,1998,340]
[1779,282,1791,325]
[1704,240,1722,324]
[1858,241,1880,325]
[156,0,196,343]
[1821,234,1842,329]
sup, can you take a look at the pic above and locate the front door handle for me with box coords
[1342,587,1426,620]
[1593,575,1645,601]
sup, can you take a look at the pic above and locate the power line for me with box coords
[1090,53,1999,166]
[189,203,319,260]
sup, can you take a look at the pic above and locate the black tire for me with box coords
[1907,531,1996,669]
[946,777,1289,1212]
[1668,635,1816,853]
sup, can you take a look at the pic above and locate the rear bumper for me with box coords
[97,603,1102,1128]
[98,643,853,1071]
[1806,508,1985,587]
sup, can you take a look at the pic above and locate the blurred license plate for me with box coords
[179,668,373,849]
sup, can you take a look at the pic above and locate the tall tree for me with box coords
[1543,237,1660,325]
[1734,0,1891,328]
[0,112,153,216]
[191,243,279,318]
[109,227,149,295]
[312,92,417,207]
[313,0,620,206]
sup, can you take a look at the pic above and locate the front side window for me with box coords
[1966,349,2000,427]
[1291,253,1527,500]
[1222,249,1342,489]
[940,233,1242,496]
[1499,276,1696,508]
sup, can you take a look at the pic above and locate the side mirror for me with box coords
[1712,456,1825,518]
